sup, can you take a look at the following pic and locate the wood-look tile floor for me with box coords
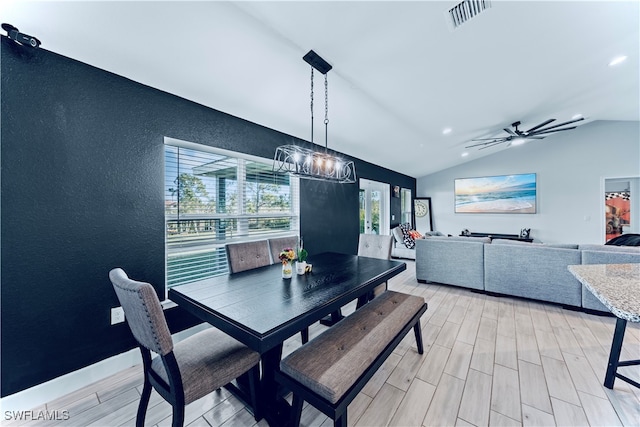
[11,261,639,426]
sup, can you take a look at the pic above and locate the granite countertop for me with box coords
[568,264,640,323]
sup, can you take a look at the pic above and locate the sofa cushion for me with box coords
[491,239,578,249]
[579,244,640,254]
[415,238,485,290]
[484,244,582,307]
[546,243,579,249]
[428,235,491,244]
[391,227,405,245]
[491,238,537,245]
[391,245,416,260]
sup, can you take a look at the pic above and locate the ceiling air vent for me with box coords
[446,0,492,31]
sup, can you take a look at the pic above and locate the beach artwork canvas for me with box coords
[455,173,537,213]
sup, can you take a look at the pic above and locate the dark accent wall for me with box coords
[0,37,415,396]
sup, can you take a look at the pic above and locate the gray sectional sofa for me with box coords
[415,236,640,312]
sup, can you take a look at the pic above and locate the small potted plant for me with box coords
[296,246,308,275]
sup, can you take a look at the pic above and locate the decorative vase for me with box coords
[296,261,307,275]
[282,261,292,279]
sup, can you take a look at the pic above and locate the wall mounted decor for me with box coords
[413,197,433,232]
[454,173,537,214]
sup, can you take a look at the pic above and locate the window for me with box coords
[164,138,299,289]
[401,188,412,226]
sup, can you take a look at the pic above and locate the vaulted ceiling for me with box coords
[4,1,639,177]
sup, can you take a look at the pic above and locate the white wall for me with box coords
[417,120,640,244]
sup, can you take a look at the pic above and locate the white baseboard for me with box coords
[0,323,208,412]
[0,348,141,412]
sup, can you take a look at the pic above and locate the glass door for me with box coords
[359,179,389,235]
[604,176,639,242]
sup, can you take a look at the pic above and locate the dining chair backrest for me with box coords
[356,234,394,308]
[226,240,272,273]
[109,268,174,356]
[358,234,393,260]
[109,268,262,426]
[268,236,299,264]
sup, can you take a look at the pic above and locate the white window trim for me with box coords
[162,136,300,301]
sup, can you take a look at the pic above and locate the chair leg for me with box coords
[414,323,424,354]
[171,403,185,427]
[290,394,304,427]
[301,327,309,344]
[334,409,347,427]
[136,378,152,427]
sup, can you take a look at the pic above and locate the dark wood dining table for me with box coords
[168,251,406,425]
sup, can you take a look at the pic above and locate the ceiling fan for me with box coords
[466,117,585,150]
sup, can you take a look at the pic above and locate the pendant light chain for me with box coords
[273,49,356,183]
[324,73,329,151]
[310,67,314,144]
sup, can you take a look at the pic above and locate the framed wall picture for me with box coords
[392,185,400,198]
[454,173,536,213]
[413,197,433,232]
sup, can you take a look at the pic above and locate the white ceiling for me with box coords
[3,1,639,177]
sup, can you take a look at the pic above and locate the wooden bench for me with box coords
[274,291,427,427]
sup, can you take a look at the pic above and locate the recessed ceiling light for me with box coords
[461,152,469,157]
[608,55,627,67]
[442,128,452,135]
[571,113,583,120]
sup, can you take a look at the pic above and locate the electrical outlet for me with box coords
[111,307,125,325]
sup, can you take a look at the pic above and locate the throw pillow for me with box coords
[399,223,416,249]
[408,230,423,239]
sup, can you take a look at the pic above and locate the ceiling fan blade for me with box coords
[528,136,546,140]
[525,118,555,134]
[530,117,585,134]
[465,141,495,148]
[503,128,518,136]
[530,126,577,136]
[478,141,506,150]
[465,139,506,148]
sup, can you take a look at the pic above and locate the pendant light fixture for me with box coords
[273,50,356,184]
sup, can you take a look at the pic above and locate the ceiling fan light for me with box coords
[608,55,627,67]
[511,138,527,146]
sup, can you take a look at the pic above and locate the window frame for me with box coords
[163,137,300,298]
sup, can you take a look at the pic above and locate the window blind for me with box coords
[164,139,299,288]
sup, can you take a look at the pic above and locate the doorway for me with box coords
[359,179,390,235]
[603,176,639,242]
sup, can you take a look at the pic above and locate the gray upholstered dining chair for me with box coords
[226,240,272,273]
[356,233,394,308]
[268,236,299,264]
[109,268,261,427]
